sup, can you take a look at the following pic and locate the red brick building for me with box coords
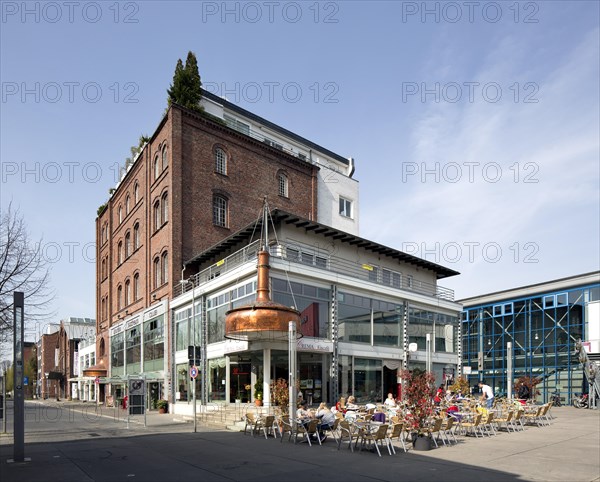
[95,93,357,403]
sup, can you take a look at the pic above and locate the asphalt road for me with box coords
[1,401,599,482]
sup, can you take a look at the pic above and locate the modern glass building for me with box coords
[461,271,600,404]
[168,210,463,413]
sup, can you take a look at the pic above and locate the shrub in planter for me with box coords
[156,399,168,413]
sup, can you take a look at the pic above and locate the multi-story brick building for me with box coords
[95,91,358,403]
[37,318,95,399]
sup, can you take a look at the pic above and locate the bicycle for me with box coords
[572,393,589,408]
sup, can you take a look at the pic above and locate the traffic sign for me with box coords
[94,377,100,384]
[190,366,198,379]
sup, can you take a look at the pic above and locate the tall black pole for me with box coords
[13,292,25,462]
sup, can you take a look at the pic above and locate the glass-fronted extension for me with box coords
[169,211,463,413]
[461,272,600,404]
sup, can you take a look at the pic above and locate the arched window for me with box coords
[117,241,123,265]
[134,182,139,203]
[125,232,131,258]
[101,258,106,279]
[125,195,130,215]
[125,279,131,306]
[118,205,123,224]
[215,147,227,175]
[153,257,160,289]
[213,195,228,227]
[278,172,288,197]
[162,144,168,170]
[154,155,160,180]
[161,192,168,223]
[153,200,161,231]
[161,251,169,285]
[133,273,140,301]
[99,338,105,357]
[133,223,140,250]
[101,298,106,320]
[117,285,123,310]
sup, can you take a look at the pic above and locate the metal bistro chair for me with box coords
[253,415,275,439]
[295,419,320,446]
[279,416,296,443]
[244,412,257,435]
[358,424,392,457]
[388,422,408,453]
[337,420,361,452]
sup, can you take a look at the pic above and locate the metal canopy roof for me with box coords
[185,210,460,280]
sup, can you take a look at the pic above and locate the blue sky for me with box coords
[1,1,599,325]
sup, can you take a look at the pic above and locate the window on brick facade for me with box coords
[134,182,139,203]
[133,273,140,301]
[118,241,123,265]
[161,192,168,224]
[161,251,168,285]
[117,285,123,311]
[133,223,140,250]
[101,297,106,320]
[154,155,160,181]
[101,258,106,279]
[153,200,161,231]
[215,148,227,175]
[153,257,160,289]
[125,279,131,306]
[162,145,168,170]
[278,172,288,197]
[118,205,123,224]
[213,195,228,227]
[125,232,131,258]
[99,338,105,357]
[125,195,130,215]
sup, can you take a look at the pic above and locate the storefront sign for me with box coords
[297,339,333,353]
[144,300,166,322]
[125,316,141,330]
[224,339,248,354]
[109,323,124,337]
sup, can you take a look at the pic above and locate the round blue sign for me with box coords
[190,366,198,379]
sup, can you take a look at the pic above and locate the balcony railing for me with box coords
[175,240,454,301]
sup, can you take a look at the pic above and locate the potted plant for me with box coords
[254,378,263,406]
[400,368,436,451]
[270,378,289,414]
[156,399,168,414]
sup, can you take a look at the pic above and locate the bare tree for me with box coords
[0,203,55,345]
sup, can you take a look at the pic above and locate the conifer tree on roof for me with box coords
[167,51,203,112]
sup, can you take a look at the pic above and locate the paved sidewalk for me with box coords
[1,404,599,482]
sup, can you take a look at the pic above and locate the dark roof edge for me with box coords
[185,209,460,280]
[201,89,350,166]
[458,270,600,304]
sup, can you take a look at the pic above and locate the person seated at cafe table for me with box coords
[334,396,346,414]
[344,396,359,420]
[315,402,336,442]
[384,392,397,408]
[297,401,311,421]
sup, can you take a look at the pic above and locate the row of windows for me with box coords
[153,192,169,231]
[153,251,169,290]
[213,145,289,198]
[116,223,141,266]
[153,144,169,181]
[116,273,141,312]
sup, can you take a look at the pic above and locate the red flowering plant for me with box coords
[400,368,437,435]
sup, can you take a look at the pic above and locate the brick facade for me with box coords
[95,104,318,370]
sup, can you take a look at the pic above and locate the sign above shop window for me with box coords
[297,338,333,353]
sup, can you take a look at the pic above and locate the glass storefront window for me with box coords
[126,326,141,373]
[353,358,382,403]
[176,363,189,401]
[272,278,331,339]
[111,332,124,376]
[144,316,164,372]
[208,358,226,401]
[338,292,371,344]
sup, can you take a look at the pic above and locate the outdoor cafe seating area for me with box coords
[240,397,556,457]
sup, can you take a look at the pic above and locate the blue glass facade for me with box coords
[462,278,599,404]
